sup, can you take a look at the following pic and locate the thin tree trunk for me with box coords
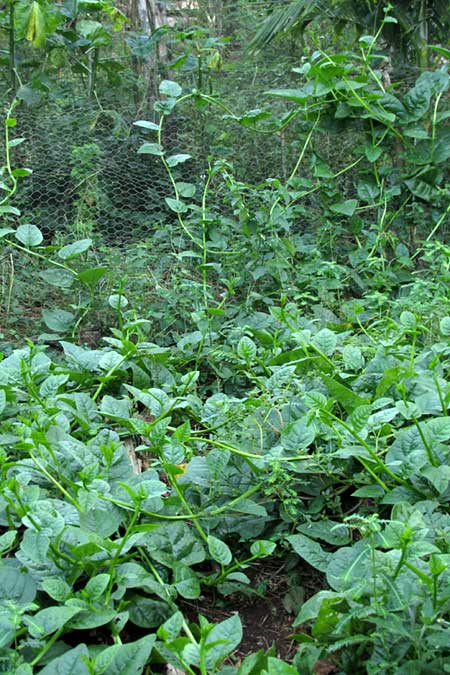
[417,0,428,69]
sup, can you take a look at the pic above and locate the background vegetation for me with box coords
[0,1,449,673]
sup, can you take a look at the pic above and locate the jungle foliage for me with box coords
[0,1,450,673]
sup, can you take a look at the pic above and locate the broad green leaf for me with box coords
[250,540,276,557]
[133,120,159,131]
[312,328,337,356]
[40,268,75,288]
[173,562,201,599]
[263,657,300,675]
[38,644,90,675]
[342,345,364,370]
[100,395,131,419]
[348,405,371,432]
[321,375,369,414]
[137,142,164,156]
[237,336,257,361]
[95,635,156,675]
[159,80,182,97]
[0,205,20,216]
[42,308,75,332]
[15,223,43,247]
[128,596,171,628]
[41,578,72,602]
[204,614,243,668]
[85,573,110,600]
[0,566,37,603]
[68,608,117,630]
[296,520,350,546]
[294,590,345,626]
[8,138,26,149]
[77,267,109,287]
[400,311,416,329]
[265,88,310,103]
[326,541,372,592]
[165,197,188,213]
[0,227,15,237]
[330,199,358,216]
[144,522,205,567]
[167,153,192,167]
[208,535,232,565]
[157,611,184,641]
[287,534,330,572]
[0,530,16,552]
[0,389,6,415]
[440,317,450,336]
[58,239,92,259]
[364,145,382,162]
[25,605,82,638]
[281,418,316,451]
[176,181,196,198]
[108,294,129,309]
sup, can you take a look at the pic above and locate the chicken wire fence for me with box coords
[0,64,301,339]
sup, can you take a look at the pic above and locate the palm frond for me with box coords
[248,0,321,52]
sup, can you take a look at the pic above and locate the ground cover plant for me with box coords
[1,3,450,673]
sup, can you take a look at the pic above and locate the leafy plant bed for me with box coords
[1,301,450,673]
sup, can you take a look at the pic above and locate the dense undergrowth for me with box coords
[1,17,450,675]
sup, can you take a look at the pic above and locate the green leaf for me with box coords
[265,88,310,103]
[15,223,43,247]
[364,145,382,162]
[25,1,46,47]
[321,374,369,414]
[167,154,192,167]
[77,267,108,287]
[176,181,196,198]
[109,294,129,309]
[157,611,184,641]
[58,239,92,259]
[133,120,159,131]
[42,308,75,333]
[281,418,316,451]
[263,657,300,675]
[440,317,450,336]
[294,590,343,626]
[287,534,330,572]
[312,328,337,356]
[159,80,182,97]
[237,336,257,361]
[342,345,364,370]
[100,396,131,420]
[144,522,205,567]
[0,227,15,237]
[400,311,416,329]
[165,197,188,213]
[330,199,358,216]
[25,606,82,638]
[173,562,201,599]
[41,578,72,602]
[68,608,117,630]
[326,541,372,591]
[250,540,276,557]
[85,573,110,600]
[137,142,164,156]
[95,635,156,675]
[0,205,20,216]
[0,566,37,603]
[208,535,233,565]
[38,645,90,675]
[128,596,171,628]
[40,268,75,288]
[203,614,243,668]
